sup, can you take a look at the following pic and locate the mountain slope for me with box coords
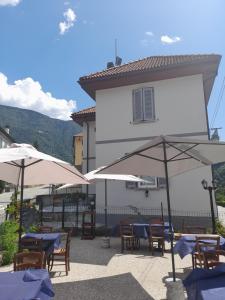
[0,105,81,163]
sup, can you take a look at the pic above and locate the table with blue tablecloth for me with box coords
[132,222,172,242]
[183,263,225,300]
[173,234,225,259]
[23,232,61,255]
[0,269,54,300]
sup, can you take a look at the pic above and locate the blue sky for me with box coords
[0,0,224,138]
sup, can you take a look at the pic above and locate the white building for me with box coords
[72,54,221,227]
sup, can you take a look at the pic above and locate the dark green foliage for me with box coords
[0,221,19,265]
[0,181,5,193]
[213,163,225,207]
[0,104,81,163]
[216,219,225,237]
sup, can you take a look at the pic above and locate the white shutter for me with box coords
[133,89,143,122]
[143,87,155,120]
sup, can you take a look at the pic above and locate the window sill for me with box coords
[130,119,158,125]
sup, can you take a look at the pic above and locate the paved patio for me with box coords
[0,237,193,299]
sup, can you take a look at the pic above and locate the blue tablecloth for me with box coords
[183,263,225,300]
[174,235,225,259]
[23,233,61,255]
[0,269,54,300]
[132,222,172,242]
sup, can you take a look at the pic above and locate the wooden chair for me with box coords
[150,218,164,225]
[14,251,45,271]
[38,226,53,233]
[120,222,140,253]
[49,231,71,275]
[81,211,95,240]
[149,223,165,256]
[20,238,43,252]
[193,236,220,269]
[183,226,207,234]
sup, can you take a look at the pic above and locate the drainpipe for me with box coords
[86,122,89,201]
[203,79,218,219]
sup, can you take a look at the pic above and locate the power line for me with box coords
[210,74,225,128]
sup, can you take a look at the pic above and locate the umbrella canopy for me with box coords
[0,143,89,248]
[98,135,225,177]
[0,143,88,186]
[98,135,225,281]
[57,166,146,190]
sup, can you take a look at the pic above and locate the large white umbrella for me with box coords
[57,166,147,234]
[98,135,225,281]
[0,143,89,246]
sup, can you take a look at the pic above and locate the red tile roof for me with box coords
[80,54,219,81]
[71,106,96,126]
[78,54,221,102]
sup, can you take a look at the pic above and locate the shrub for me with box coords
[215,219,225,237]
[0,220,19,265]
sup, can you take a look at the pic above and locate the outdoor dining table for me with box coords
[132,222,173,242]
[183,263,225,300]
[173,234,225,259]
[23,232,61,255]
[0,269,54,300]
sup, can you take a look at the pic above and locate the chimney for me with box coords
[115,56,122,66]
[4,126,10,134]
[107,62,114,69]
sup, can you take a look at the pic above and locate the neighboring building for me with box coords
[71,107,96,195]
[72,54,221,226]
[0,126,14,148]
[73,133,83,171]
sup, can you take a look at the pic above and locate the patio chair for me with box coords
[148,223,165,256]
[49,231,71,275]
[81,211,96,240]
[193,236,220,269]
[120,222,140,253]
[150,218,164,225]
[14,251,45,271]
[38,226,53,233]
[20,237,44,253]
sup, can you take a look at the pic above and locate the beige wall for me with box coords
[95,74,214,213]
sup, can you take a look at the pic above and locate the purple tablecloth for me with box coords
[0,269,54,300]
[23,232,61,255]
[174,235,225,259]
[183,263,225,300]
[132,223,172,242]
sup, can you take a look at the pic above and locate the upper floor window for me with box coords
[132,87,155,122]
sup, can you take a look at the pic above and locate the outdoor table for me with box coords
[173,234,225,259]
[23,232,61,255]
[131,222,173,242]
[183,263,225,300]
[0,269,54,300]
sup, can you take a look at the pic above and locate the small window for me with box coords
[132,87,155,122]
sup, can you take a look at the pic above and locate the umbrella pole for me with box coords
[161,202,164,222]
[104,179,108,237]
[18,159,25,250]
[163,142,176,282]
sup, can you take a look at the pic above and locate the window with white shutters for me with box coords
[132,87,155,122]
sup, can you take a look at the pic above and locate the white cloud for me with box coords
[161,35,181,44]
[59,8,76,35]
[0,0,21,6]
[0,73,76,120]
[145,31,154,36]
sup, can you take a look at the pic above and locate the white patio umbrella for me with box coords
[97,135,225,281]
[57,166,147,234]
[0,143,89,246]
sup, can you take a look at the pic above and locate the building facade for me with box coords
[0,127,13,148]
[72,54,221,227]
